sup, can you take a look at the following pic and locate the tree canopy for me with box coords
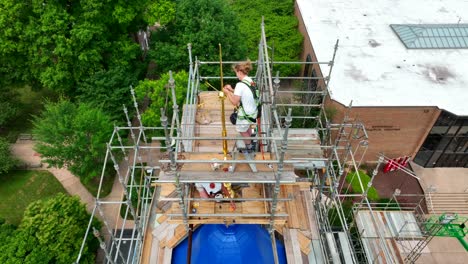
[0,0,172,119]
[148,0,247,76]
[135,71,188,128]
[0,194,100,264]
[230,0,303,76]
[33,99,113,183]
[0,86,19,129]
[0,137,17,174]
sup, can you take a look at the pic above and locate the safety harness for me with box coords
[238,79,260,123]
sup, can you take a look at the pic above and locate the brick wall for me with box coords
[326,99,441,162]
[294,1,325,89]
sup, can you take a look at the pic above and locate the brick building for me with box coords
[295,0,468,167]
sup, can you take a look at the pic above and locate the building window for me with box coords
[414,111,468,168]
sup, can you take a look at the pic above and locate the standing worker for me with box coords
[223,60,257,152]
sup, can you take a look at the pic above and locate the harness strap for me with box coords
[238,79,259,122]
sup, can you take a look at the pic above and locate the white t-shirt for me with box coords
[234,76,257,117]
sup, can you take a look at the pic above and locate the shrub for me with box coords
[345,170,380,201]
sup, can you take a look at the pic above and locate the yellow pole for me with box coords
[219,43,228,160]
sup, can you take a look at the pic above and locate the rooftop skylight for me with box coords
[390,24,468,49]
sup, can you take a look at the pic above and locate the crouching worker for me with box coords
[223,60,257,152]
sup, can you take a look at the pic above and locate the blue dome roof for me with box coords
[172,224,287,264]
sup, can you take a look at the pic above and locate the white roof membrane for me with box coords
[297,0,468,115]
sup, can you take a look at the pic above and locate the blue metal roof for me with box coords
[390,24,468,49]
[172,224,287,264]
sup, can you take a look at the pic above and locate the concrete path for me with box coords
[10,140,111,221]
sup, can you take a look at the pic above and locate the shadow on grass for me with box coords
[0,170,67,225]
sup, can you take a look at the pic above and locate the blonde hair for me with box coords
[233,59,252,75]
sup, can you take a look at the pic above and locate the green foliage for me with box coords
[33,100,113,184]
[135,71,188,128]
[76,65,141,121]
[0,85,57,142]
[0,218,16,249]
[0,194,100,264]
[148,0,247,76]
[0,170,67,225]
[82,166,115,198]
[328,200,353,227]
[345,170,380,201]
[0,0,164,118]
[0,137,17,174]
[144,0,176,26]
[0,86,19,129]
[230,0,303,76]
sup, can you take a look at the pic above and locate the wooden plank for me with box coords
[160,183,176,197]
[157,190,177,212]
[338,232,353,264]
[167,225,188,248]
[284,185,300,228]
[293,186,307,230]
[140,223,154,264]
[283,227,295,262]
[157,214,168,224]
[303,191,320,239]
[241,201,265,214]
[162,226,176,264]
[297,190,310,231]
[283,228,303,264]
[193,201,215,214]
[157,245,165,264]
[148,238,160,264]
[274,224,285,235]
[297,230,312,255]
[153,222,170,241]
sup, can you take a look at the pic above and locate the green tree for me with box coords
[33,100,113,183]
[230,0,303,76]
[0,137,17,174]
[143,0,176,26]
[0,90,19,130]
[0,194,100,264]
[135,71,188,127]
[149,0,247,76]
[0,0,175,119]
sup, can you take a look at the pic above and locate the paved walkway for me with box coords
[10,140,125,226]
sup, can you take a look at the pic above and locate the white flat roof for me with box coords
[297,0,468,115]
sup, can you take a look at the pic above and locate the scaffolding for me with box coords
[75,21,438,264]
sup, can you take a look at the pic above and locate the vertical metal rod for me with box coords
[269,108,291,264]
[108,144,140,231]
[123,105,136,144]
[161,109,176,172]
[270,232,279,264]
[96,201,127,264]
[93,227,115,264]
[187,43,193,106]
[130,86,147,143]
[115,126,128,161]
[175,173,189,230]
[261,17,275,99]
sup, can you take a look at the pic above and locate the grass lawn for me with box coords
[0,170,67,225]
